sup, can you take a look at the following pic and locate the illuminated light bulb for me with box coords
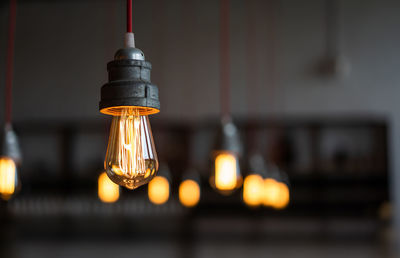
[0,157,16,200]
[274,182,290,210]
[262,178,280,207]
[104,107,158,190]
[179,179,200,207]
[148,176,169,205]
[98,172,120,203]
[243,174,264,207]
[214,152,239,191]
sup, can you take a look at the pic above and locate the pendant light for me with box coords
[0,0,21,201]
[262,165,290,210]
[210,0,243,195]
[242,0,265,207]
[179,168,201,208]
[99,0,160,190]
[243,154,265,207]
[98,171,120,203]
[148,164,170,205]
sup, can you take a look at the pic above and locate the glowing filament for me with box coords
[117,108,145,177]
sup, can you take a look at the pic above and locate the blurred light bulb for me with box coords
[0,157,16,200]
[148,176,169,205]
[243,174,264,207]
[105,108,158,190]
[274,182,290,210]
[214,152,239,191]
[179,179,200,207]
[98,172,119,203]
[263,178,280,207]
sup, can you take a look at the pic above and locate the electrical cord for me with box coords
[5,0,16,125]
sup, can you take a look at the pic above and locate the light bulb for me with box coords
[148,176,169,205]
[179,179,200,207]
[105,107,158,190]
[274,182,290,209]
[0,157,17,200]
[98,172,120,203]
[262,178,280,207]
[214,152,239,191]
[243,174,264,207]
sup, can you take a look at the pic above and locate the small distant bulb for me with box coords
[98,172,120,203]
[214,152,238,191]
[243,174,264,207]
[0,157,16,201]
[179,179,200,207]
[274,182,290,210]
[263,178,280,207]
[148,176,169,205]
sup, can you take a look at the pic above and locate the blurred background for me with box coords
[0,0,398,257]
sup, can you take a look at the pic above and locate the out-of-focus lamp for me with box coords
[0,124,21,201]
[148,165,170,205]
[98,171,120,203]
[179,169,201,208]
[211,120,242,195]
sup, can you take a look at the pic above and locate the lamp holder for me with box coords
[99,33,160,116]
[214,119,243,156]
[0,123,22,164]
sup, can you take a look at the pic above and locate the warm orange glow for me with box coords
[105,107,158,189]
[215,152,238,191]
[263,178,290,209]
[274,182,290,209]
[243,174,264,207]
[100,105,160,116]
[262,178,280,207]
[148,176,169,205]
[98,172,120,203]
[179,179,200,207]
[0,157,16,200]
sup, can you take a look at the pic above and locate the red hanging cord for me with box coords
[220,0,230,119]
[127,0,132,33]
[5,0,17,125]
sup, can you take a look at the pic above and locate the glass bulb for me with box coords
[148,176,169,205]
[274,182,290,209]
[98,172,120,203]
[0,157,17,200]
[263,178,280,207]
[179,179,200,207]
[214,152,240,191]
[243,174,264,207]
[105,108,159,189]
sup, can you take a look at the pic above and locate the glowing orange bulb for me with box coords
[263,178,280,207]
[243,174,264,207]
[98,172,120,203]
[105,107,158,190]
[274,182,290,209]
[179,179,200,207]
[0,157,16,200]
[148,176,169,205]
[214,152,238,191]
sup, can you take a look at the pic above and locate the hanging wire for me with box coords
[220,0,231,119]
[127,0,133,33]
[5,0,17,124]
